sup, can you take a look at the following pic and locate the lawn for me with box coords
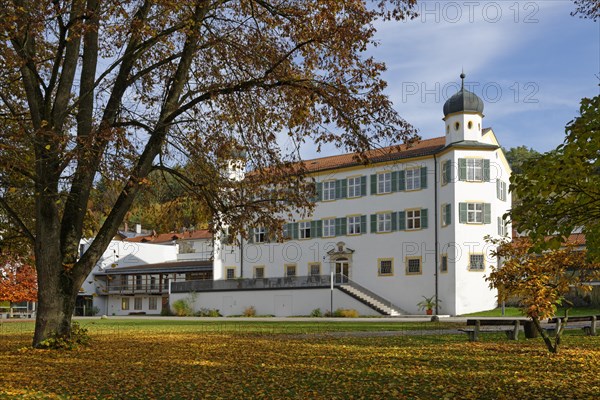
[1,319,599,399]
[463,306,600,318]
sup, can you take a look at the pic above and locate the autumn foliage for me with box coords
[486,236,600,353]
[0,256,37,304]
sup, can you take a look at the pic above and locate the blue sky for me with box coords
[298,1,599,159]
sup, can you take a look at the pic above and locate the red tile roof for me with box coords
[124,229,212,243]
[300,137,446,173]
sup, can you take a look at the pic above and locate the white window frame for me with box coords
[121,297,130,311]
[466,159,483,181]
[467,203,483,223]
[348,216,361,235]
[299,221,311,239]
[405,168,421,191]
[377,213,391,233]
[149,297,158,310]
[406,209,421,230]
[323,218,335,238]
[134,297,143,310]
[323,180,336,201]
[226,267,236,280]
[442,161,450,185]
[469,254,485,271]
[254,266,265,279]
[377,172,391,194]
[442,204,449,227]
[347,177,361,198]
[309,263,321,276]
[254,226,266,243]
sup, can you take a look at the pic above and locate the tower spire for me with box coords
[460,70,465,90]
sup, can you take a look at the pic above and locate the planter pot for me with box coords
[426,309,433,315]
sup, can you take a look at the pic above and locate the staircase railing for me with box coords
[338,277,408,315]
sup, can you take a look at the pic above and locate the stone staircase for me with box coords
[338,281,407,316]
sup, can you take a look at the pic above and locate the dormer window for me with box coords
[446,124,450,134]
[454,122,460,131]
[468,121,473,129]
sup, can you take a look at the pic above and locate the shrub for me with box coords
[243,306,256,317]
[38,322,90,350]
[172,299,193,316]
[332,308,359,318]
[310,308,323,317]
[196,308,222,317]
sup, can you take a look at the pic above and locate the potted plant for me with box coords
[417,295,441,315]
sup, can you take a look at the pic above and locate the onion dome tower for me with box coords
[443,73,485,145]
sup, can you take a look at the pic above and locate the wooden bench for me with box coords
[547,315,598,336]
[460,319,522,342]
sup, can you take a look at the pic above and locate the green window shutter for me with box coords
[503,182,507,200]
[398,170,406,191]
[496,180,500,198]
[458,158,466,181]
[483,159,490,182]
[248,229,254,244]
[341,179,348,198]
[316,220,323,238]
[360,215,367,234]
[316,182,323,202]
[459,203,467,223]
[264,228,270,243]
[335,180,342,199]
[483,203,492,224]
[391,212,398,231]
[292,223,299,240]
[421,209,428,229]
[360,176,367,197]
[370,214,377,233]
[310,220,318,238]
[445,203,452,225]
[335,217,347,236]
[391,171,398,192]
[398,211,406,230]
[421,167,427,189]
[370,174,377,195]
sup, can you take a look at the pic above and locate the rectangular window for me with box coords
[135,275,143,290]
[121,275,129,290]
[323,180,336,201]
[469,254,485,270]
[466,159,483,181]
[497,180,507,201]
[467,203,483,223]
[377,172,391,194]
[323,218,335,237]
[378,259,393,276]
[299,221,311,239]
[348,216,362,235]
[442,160,451,185]
[150,276,157,290]
[347,177,362,198]
[226,267,235,280]
[407,209,421,230]
[441,255,448,273]
[282,224,290,240]
[406,258,422,275]
[377,213,392,233]
[442,204,451,227]
[254,227,266,243]
[149,297,158,310]
[254,266,265,279]
[405,168,421,190]
[134,297,143,310]
[121,297,130,310]
[285,264,297,277]
[309,263,321,276]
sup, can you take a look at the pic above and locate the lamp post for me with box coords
[324,255,333,315]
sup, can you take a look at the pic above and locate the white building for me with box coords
[170,75,512,316]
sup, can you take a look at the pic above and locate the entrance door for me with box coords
[335,259,350,283]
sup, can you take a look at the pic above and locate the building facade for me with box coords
[208,75,512,315]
